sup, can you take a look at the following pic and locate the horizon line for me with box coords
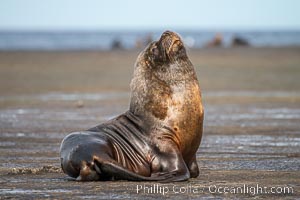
[1,26,300,32]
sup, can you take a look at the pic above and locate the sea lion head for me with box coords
[142,31,188,68]
[158,30,188,62]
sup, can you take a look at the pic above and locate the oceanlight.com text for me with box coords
[136,184,294,196]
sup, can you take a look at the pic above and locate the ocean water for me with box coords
[0,30,300,50]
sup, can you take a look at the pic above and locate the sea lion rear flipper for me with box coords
[150,170,189,183]
[96,160,175,182]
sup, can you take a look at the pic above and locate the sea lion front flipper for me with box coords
[188,154,199,178]
[150,139,191,182]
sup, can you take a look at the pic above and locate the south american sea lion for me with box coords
[60,31,204,182]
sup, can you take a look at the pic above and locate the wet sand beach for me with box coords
[0,47,300,199]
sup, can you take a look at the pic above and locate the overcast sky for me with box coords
[0,0,300,30]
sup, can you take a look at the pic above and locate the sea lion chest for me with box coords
[164,80,203,160]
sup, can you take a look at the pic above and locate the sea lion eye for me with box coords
[152,47,160,57]
[151,46,164,64]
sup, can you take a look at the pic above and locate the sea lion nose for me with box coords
[161,31,178,40]
[161,31,181,44]
[162,30,173,36]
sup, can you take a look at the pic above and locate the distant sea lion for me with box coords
[205,33,223,48]
[232,36,250,47]
[60,31,204,182]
